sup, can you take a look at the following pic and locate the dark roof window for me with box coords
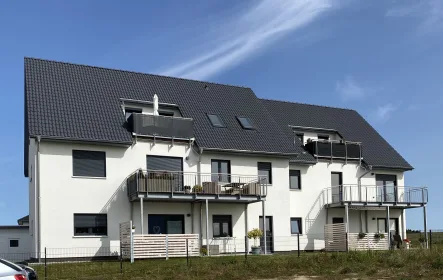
[207,114,225,128]
[236,116,254,130]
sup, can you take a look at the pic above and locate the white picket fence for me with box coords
[119,221,199,260]
[324,223,389,251]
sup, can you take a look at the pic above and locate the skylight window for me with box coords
[207,114,225,128]
[236,116,254,130]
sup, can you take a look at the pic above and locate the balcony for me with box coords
[305,139,362,161]
[127,113,194,139]
[127,170,268,203]
[323,185,428,208]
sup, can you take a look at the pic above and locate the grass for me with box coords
[29,249,443,280]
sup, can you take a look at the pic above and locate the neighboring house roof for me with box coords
[0,226,29,230]
[24,58,298,175]
[261,99,413,170]
[17,215,29,225]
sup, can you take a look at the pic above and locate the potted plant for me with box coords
[403,238,411,249]
[248,228,263,255]
[193,185,203,193]
[184,185,191,193]
[358,232,366,239]
[374,233,385,239]
[200,247,208,256]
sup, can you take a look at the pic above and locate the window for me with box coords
[296,133,304,144]
[74,214,107,236]
[207,114,225,127]
[73,150,106,177]
[9,240,19,248]
[236,116,254,129]
[158,110,174,117]
[332,217,344,224]
[213,215,232,237]
[289,170,301,190]
[290,218,302,234]
[125,108,142,120]
[211,160,231,182]
[318,134,329,140]
[258,162,272,184]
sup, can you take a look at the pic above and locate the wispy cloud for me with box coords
[335,75,366,101]
[161,0,339,80]
[386,0,443,35]
[375,104,396,121]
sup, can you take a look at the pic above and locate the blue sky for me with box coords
[0,0,442,229]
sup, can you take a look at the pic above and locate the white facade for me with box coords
[25,136,411,255]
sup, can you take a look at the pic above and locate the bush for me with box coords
[358,232,366,239]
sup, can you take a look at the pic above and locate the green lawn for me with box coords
[30,249,443,280]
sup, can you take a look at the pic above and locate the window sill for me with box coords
[72,176,107,180]
[289,189,302,191]
[291,234,303,236]
[73,235,108,238]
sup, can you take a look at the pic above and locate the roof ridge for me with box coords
[24,57,252,90]
[260,97,356,112]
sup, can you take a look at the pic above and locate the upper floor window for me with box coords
[318,134,329,140]
[125,108,142,120]
[296,133,304,144]
[74,214,108,236]
[207,114,225,128]
[236,116,254,130]
[289,170,301,190]
[72,150,106,178]
[211,159,231,182]
[258,162,272,184]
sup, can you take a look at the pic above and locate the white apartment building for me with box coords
[23,58,428,258]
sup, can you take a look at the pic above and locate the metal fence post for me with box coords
[120,255,123,274]
[44,247,47,280]
[297,233,300,257]
[430,230,433,250]
[186,238,189,267]
[245,236,248,261]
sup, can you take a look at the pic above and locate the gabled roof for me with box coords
[261,99,413,170]
[24,58,298,175]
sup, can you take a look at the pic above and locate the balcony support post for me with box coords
[205,199,210,256]
[365,210,368,233]
[344,203,349,233]
[191,202,194,234]
[386,206,390,248]
[262,199,267,254]
[140,196,144,235]
[199,202,203,249]
[423,205,428,249]
[245,203,249,254]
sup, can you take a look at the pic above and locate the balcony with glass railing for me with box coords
[127,113,194,139]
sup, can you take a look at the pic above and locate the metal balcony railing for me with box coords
[127,113,194,139]
[127,170,268,200]
[305,139,362,161]
[323,185,428,205]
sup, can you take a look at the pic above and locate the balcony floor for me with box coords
[326,201,427,209]
[129,192,265,204]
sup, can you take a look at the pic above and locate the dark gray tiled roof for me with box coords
[24,58,299,175]
[261,99,413,170]
[17,215,29,225]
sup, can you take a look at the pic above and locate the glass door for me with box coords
[376,175,397,202]
[331,172,343,203]
[259,216,273,253]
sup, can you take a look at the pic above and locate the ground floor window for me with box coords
[290,217,302,234]
[148,214,184,234]
[74,214,107,236]
[212,215,232,237]
[9,240,19,248]
[332,217,344,224]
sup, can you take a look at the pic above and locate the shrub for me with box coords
[193,185,203,193]
[358,232,366,239]
[247,228,263,248]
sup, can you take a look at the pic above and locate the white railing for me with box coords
[323,185,428,205]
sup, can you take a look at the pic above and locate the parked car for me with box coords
[0,258,27,279]
[16,264,37,280]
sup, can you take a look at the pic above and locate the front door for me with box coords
[148,214,185,234]
[331,172,343,203]
[376,175,397,202]
[259,216,273,253]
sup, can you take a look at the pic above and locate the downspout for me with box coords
[36,136,41,261]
